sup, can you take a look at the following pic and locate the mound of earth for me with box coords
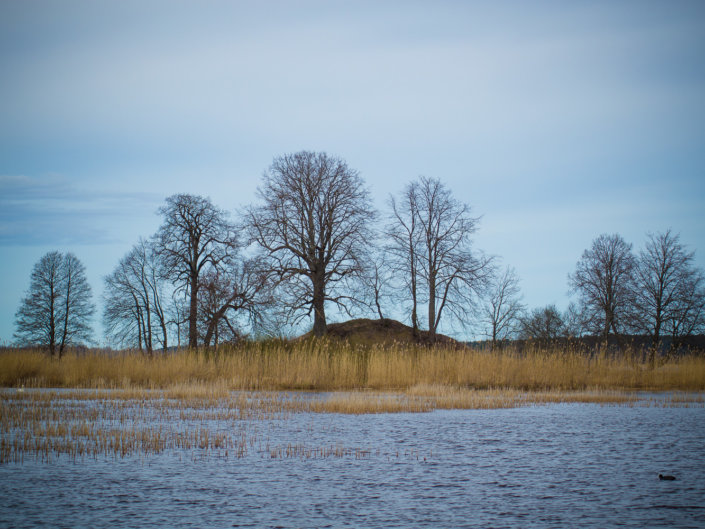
[305,318,463,348]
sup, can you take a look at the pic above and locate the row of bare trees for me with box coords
[481,232,705,348]
[14,150,705,353]
[97,151,493,350]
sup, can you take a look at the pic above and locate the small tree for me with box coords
[568,233,636,340]
[14,251,94,357]
[563,302,589,338]
[519,305,565,341]
[247,151,375,337]
[482,266,524,348]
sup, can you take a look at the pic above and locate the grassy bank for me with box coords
[2,340,704,392]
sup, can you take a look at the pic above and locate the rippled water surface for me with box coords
[2,402,704,528]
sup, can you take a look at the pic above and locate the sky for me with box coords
[1,0,704,343]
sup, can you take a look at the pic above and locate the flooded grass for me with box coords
[2,343,704,464]
[2,386,703,464]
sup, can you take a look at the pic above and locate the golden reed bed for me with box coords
[2,340,704,392]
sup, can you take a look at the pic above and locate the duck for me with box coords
[659,474,676,481]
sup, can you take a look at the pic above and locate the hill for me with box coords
[305,318,464,348]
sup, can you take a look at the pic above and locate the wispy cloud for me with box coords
[0,175,162,246]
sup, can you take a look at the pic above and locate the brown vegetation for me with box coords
[2,331,704,392]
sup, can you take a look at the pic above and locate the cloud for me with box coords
[0,174,162,246]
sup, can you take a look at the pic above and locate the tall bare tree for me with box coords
[390,176,492,340]
[387,182,422,334]
[155,194,238,348]
[247,151,375,337]
[103,239,169,353]
[14,251,94,357]
[568,233,636,340]
[482,266,524,348]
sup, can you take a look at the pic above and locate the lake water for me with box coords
[2,401,704,528]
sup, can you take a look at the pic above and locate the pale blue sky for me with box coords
[1,0,704,343]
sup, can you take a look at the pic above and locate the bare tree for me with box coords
[519,305,565,341]
[482,266,524,348]
[386,182,422,334]
[103,269,143,351]
[633,230,703,346]
[563,302,589,338]
[155,194,238,348]
[668,266,705,343]
[14,251,94,357]
[169,292,189,348]
[103,239,169,353]
[197,257,273,347]
[390,176,492,340]
[247,151,375,337]
[568,233,636,340]
[362,251,395,321]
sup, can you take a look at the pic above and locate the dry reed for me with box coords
[2,341,704,392]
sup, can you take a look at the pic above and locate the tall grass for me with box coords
[2,340,704,392]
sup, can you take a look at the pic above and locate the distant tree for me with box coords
[633,230,705,346]
[155,194,238,348]
[103,239,169,353]
[568,233,636,340]
[482,266,524,348]
[14,251,94,357]
[519,305,565,341]
[563,302,589,338]
[389,177,492,340]
[247,151,375,337]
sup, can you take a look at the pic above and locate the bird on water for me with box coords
[659,474,676,481]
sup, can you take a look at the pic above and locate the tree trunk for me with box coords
[48,285,56,358]
[410,254,419,337]
[144,296,153,356]
[653,303,662,347]
[136,311,143,352]
[312,274,327,337]
[491,320,498,351]
[59,272,71,359]
[189,271,199,348]
[428,271,436,341]
[161,322,168,352]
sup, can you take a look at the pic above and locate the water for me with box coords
[2,403,704,528]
